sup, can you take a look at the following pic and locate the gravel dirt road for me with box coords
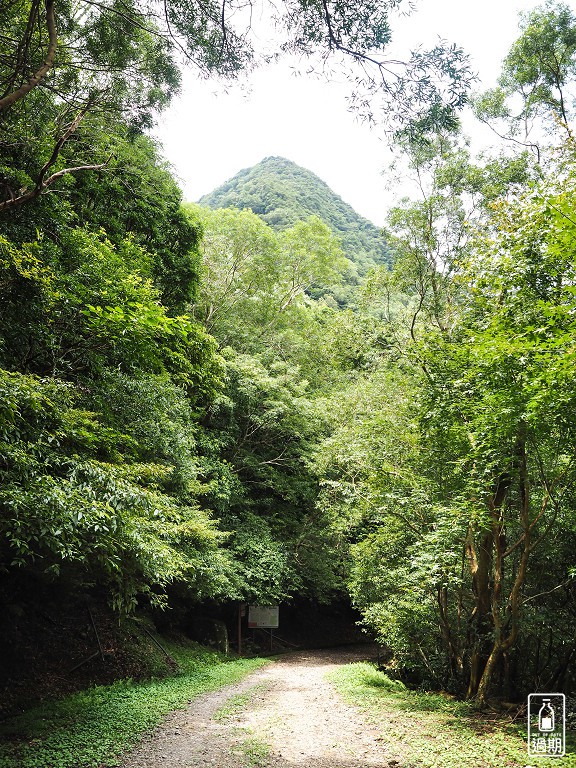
[120,646,403,768]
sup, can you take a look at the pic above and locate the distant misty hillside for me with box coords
[198,157,391,275]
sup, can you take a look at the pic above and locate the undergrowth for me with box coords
[328,662,576,768]
[0,638,266,768]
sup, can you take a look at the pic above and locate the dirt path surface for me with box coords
[120,646,401,768]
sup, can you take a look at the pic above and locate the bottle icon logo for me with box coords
[538,700,555,732]
[528,693,565,758]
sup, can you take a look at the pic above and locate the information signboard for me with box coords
[248,605,279,629]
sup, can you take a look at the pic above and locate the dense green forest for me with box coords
[1,0,576,715]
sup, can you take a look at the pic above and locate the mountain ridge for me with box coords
[198,156,391,275]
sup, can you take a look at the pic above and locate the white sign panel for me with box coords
[248,605,279,629]
[528,693,565,758]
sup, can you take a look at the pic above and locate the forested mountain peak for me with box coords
[198,156,391,273]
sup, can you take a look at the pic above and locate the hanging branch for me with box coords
[0,0,57,110]
[0,103,111,212]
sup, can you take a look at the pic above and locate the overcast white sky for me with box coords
[154,0,569,226]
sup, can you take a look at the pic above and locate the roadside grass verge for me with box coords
[328,662,576,768]
[0,638,266,768]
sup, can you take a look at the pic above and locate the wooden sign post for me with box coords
[237,602,246,656]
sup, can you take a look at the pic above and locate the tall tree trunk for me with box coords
[465,528,494,699]
[476,433,530,705]
[466,470,510,700]
[437,585,463,680]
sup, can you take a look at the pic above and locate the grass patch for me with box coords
[235,734,270,767]
[0,637,266,768]
[328,662,576,768]
[213,684,268,721]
